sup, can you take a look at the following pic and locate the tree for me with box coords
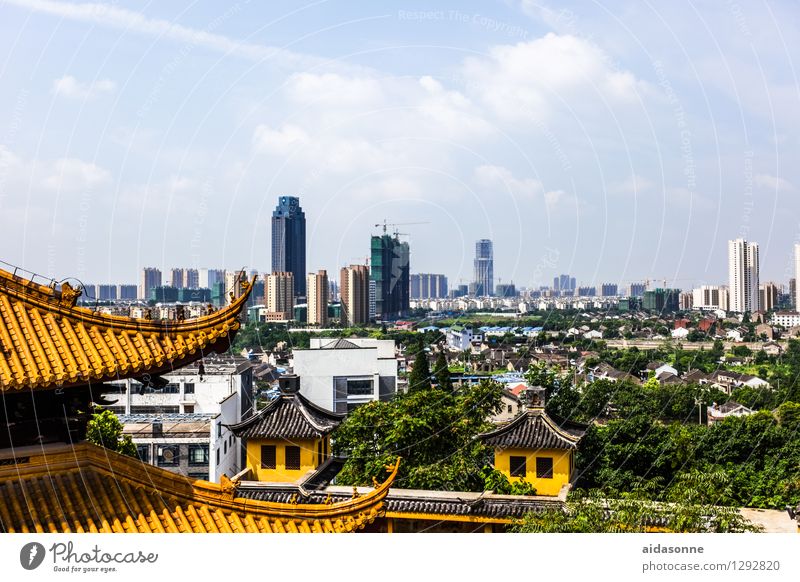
[433,350,452,391]
[86,407,137,457]
[408,349,432,393]
[334,379,503,491]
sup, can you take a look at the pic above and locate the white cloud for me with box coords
[53,75,115,99]
[42,158,111,191]
[252,124,310,154]
[8,0,340,70]
[754,173,793,191]
[473,164,543,199]
[461,34,646,123]
[285,73,385,107]
[613,174,654,195]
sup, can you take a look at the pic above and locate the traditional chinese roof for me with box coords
[238,484,565,523]
[476,408,585,450]
[228,390,344,440]
[0,442,397,533]
[0,266,253,392]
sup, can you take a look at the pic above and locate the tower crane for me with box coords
[374,220,430,236]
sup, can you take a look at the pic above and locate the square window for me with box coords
[536,457,554,479]
[184,382,195,394]
[509,456,526,478]
[157,445,180,466]
[188,445,209,466]
[285,446,301,471]
[261,445,276,469]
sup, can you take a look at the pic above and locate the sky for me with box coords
[0,0,798,291]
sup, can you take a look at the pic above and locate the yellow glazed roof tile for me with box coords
[0,442,397,533]
[0,266,253,392]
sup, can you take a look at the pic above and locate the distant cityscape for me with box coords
[80,196,800,324]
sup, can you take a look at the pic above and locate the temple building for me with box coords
[476,388,586,497]
[0,264,395,533]
[228,374,344,482]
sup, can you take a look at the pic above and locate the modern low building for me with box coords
[446,325,483,351]
[771,311,800,328]
[291,338,398,412]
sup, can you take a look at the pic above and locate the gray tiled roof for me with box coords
[237,487,562,518]
[476,408,585,450]
[227,393,344,439]
[321,338,362,349]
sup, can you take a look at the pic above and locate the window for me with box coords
[184,382,195,394]
[507,405,513,414]
[184,405,194,413]
[509,456,527,478]
[135,444,150,463]
[285,446,301,471]
[164,383,180,394]
[261,445,276,469]
[216,449,220,466]
[188,445,209,466]
[223,441,227,454]
[188,472,208,480]
[346,378,373,395]
[157,445,180,467]
[536,457,554,479]
[130,405,179,414]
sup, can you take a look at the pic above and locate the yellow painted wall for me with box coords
[494,447,572,496]
[245,437,328,482]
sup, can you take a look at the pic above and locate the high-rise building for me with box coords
[271,196,306,297]
[643,288,681,313]
[170,268,185,289]
[140,268,162,300]
[495,283,517,298]
[340,265,370,327]
[97,284,117,301]
[553,274,576,293]
[307,270,329,327]
[199,268,225,290]
[629,282,646,297]
[791,277,797,309]
[679,292,693,311]
[368,280,376,321]
[577,286,596,297]
[185,268,199,289]
[794,244,800,309]
[264,272,294,321]
[410,273,448,299]
[600,283,619,297]
[473,239,494,297]
[118,284,138,300]
[728,238,760,313]
[759,282,779,312]
[692,285,729,311]
[370,234,410,320]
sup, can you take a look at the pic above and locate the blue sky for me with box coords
[0,0,798,291]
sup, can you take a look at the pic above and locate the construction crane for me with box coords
[374,220,430,236]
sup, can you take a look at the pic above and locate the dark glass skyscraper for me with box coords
[473,239,494,296]
[271,196,306,297]
[370,234,410,320]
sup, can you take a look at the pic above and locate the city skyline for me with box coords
[1,2,798,289]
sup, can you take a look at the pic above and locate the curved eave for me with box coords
[0,274,254,392]
[476,409,581,450]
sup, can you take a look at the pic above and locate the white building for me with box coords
[291,338,398,413]
[795,244,800,310]
[108,356,254,482]
[692,285,729,312]
[728,238,760,313]
[772,311,800,328]
[446,325,482,351]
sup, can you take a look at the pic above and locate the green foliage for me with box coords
[333,380,504,491]
[433,350,452,391]
[512,473,761,533]
[408,345,432,393]
[577,408,800,510]
[86,408,137,457]
[480,467,537,495]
